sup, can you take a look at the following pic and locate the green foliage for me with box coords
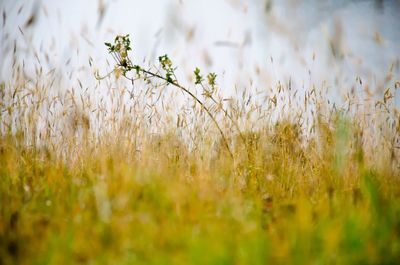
[158,54,175,84]
[105,34,131,53]
[158,54,172,69]
[194,67,203,85]
[104,34,135,76]
[207,72,217,87]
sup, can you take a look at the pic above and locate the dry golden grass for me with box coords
[0,27,400,265]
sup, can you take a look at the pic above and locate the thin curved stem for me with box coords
[137,68,233,159]
[200,83,252,160]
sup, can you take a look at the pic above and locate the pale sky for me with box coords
[1,0,400,102]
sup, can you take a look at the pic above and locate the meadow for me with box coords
[1,31,400,264]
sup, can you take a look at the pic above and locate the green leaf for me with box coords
[194,67,203,85]
[207,72,217,86]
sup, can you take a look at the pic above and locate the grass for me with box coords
[1,34,400,264]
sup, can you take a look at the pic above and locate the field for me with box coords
[1,3,400,265]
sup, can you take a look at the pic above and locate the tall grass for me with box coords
[1,31,400,264]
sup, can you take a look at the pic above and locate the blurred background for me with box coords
[1,0,399,101]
